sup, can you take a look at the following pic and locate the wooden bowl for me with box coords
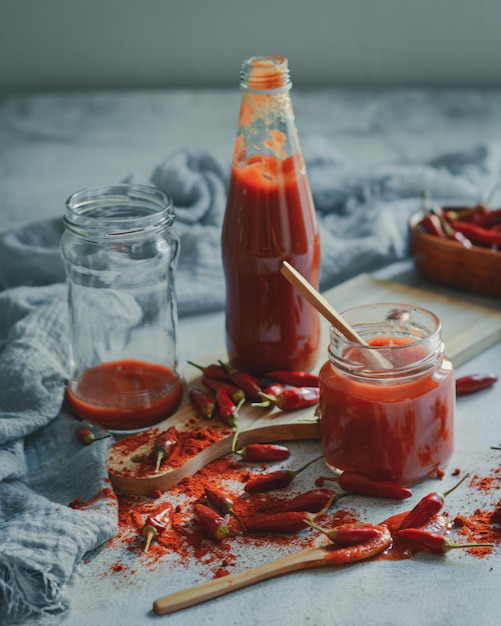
[409,211,501,298]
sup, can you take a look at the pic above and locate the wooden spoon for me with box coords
[153,524,391,615]
[280,261,390,369]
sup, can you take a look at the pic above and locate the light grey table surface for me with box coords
[1,87,500,626]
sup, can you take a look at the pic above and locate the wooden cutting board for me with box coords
[326,274,501,367]
[106,274,501,495]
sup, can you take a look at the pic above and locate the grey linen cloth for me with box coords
[0,136,499,621]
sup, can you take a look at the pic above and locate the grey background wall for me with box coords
[2,0,501,93]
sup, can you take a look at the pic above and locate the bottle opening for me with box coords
[240,56,292,93]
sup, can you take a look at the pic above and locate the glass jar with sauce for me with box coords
[61,183,182,433]
[222,56,320,376]
[319,303,455,485]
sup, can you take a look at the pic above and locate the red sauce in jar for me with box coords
[222,153,320,376]
[319,336,454,485]
[66,359,183,431]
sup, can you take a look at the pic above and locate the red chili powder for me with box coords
[69,485,115,510]
[110,425,230,478]
[450,468,501,557]
[76,446,501,583]
[469,469,501,493]
[103,452,359,578]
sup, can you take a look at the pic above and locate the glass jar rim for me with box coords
[337,302,441,335]
[64,183,175,240]
[328,302,443,377]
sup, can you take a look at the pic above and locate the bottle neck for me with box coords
[234,56,300,164]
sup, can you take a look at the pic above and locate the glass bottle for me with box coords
[222,56,320,376]
[319,303,455,485]
[61,183,182,433]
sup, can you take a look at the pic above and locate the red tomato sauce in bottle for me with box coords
[66,359,183,432]
[319,304,455,486]
[222,57,320,376]
[223,154,320,375]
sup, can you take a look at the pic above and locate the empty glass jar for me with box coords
[61,183,182,433]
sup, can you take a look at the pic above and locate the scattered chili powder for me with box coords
[109,424,231,478]
[469,469,501,493]
[447,468,501,557]
[453,505,501,557]
[69,485,116,510]
[73,441,501,586]
[115,463,498,568]
[111,563,125,573]
[98,448,362,580]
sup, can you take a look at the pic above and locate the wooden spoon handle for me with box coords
[281,261,366,344]
[281,261,390,369]
[153,524,391,615]
[153,546,329,615]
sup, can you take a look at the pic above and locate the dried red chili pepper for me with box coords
[219,361,263,402]
[474,207,501,228]
[245,510,312,534]
[421,213,446,238]
[307,520,382,546]
[264,370,319,388]
[281,488,337,513]
[204,485,246,531]
[475,209,501,228]
[194,503,233,541]
[187,360,230,381]
[324,524,392,565]
[449,220,501,247]
[142,503,173,552]
[340,471,412,499]
[455,373,498,396]
[188,386,215,420]
[434,210,469,246]
[320,471,412,500]
[442,207,472,222]
[445,203,488,223]
[75,427,110,445]
[399,473,469,530]
[153,428,178,474]
[235,443,291,462]
[445,203,501,228]
[202,376,246,404]
[252,387,320,411]
[261,382,286,397]
[397,528,493,553]
[215,387,244,429]
[244,455,323,493]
